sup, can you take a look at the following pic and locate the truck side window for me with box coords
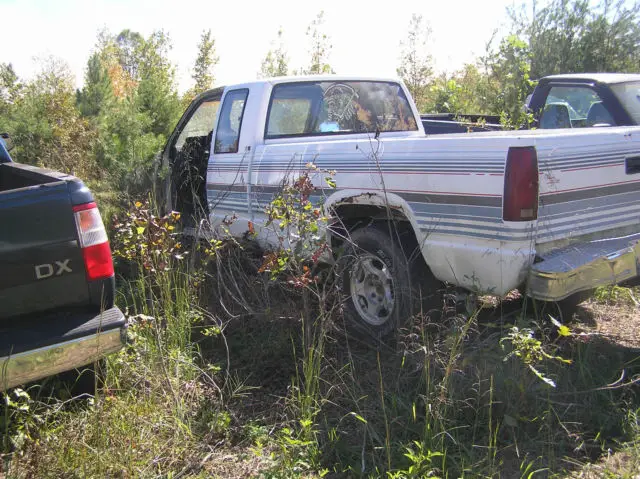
[214,89,249,154]
[540,86,616,128]
[174,100,220,151]
[265,81,417,139]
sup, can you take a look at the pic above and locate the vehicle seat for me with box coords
[540,103,572,129]
[586,102,615,126]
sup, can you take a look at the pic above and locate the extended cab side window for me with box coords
[265,81,417,139]
[214,89,249,154]
[540,86,616,129]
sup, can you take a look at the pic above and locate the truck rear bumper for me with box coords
[528,232,640,302]
[0,306,126,391]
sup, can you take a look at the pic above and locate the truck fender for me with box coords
[322,188,427,255]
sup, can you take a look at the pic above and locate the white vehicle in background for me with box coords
[161,73,640,338]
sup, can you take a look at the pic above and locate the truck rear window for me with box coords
[265,81,418,139]
[611,82,640,124]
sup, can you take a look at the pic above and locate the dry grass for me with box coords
[581,302,640,350]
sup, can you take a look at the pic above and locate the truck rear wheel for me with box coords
[337,225,430,340]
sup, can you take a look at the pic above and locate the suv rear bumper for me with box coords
[0,306,126,391]
[528,232,640,302]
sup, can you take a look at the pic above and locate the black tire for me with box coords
[337,224,421,340]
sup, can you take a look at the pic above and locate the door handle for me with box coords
[625,156,640,175]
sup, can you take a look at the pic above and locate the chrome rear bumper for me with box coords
[1,313,126,391]
[528,232,640,302]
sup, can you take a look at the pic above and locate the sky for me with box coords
[0,0,524,93]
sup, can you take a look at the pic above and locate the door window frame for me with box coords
[166,88,224,159]
[213,88,250,154]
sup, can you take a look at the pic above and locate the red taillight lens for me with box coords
[503,146,539,222]
[73,202,114,281]
[81,242,115,281]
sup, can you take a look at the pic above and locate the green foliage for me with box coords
[76,53,113,118]
[2,388,42,453]
[191,29,219,95]
[486,35,536,128]
[397,14,434,112]
[517,0,640,78]
[387,441,444,478]
[135,31,181,137]
[78,29,181,196]
[300,11,334,75]
[259,28,290,78]
[112,200,184,271]
[593,284,639,307]
[500,317,573,388]
[423,64,496,115]
[420,0,639,122]
[0,63,21,117]
[428,75,465,114]
[258,166,333,283]
[0,58,98,179]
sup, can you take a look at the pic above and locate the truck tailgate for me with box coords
[0,181,89,318]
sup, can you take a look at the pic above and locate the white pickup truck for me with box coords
[161,74,640,336]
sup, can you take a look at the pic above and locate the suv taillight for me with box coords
[73,202,114,281]
[503,146,539,222]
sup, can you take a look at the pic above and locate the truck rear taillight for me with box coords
[503,146,539,222]
[73,202,114,281]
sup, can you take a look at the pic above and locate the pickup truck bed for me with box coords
[0,144,125,390]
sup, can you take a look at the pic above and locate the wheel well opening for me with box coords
[328,203,424,267]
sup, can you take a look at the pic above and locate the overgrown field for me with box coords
[2,191,640,478]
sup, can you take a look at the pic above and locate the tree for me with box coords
[5,57,97,178]
[301,11,333,75]
[259,28,289,78]
[397,14,434,111]
[512,0,640,78]
[76,53,113,117]
[75,29,182,194]
[192,29,219,94]
[135,30,181,137]
[115,29,144,80]
[484,35,535,128]
[0,63,21,117]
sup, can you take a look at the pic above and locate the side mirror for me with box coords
[1,133,14,152]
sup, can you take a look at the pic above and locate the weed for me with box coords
[2,178,640,479]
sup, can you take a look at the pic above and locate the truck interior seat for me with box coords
[586,101,615,126]
[540,103,572,129]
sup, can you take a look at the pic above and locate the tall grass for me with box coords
[2,179,640,478]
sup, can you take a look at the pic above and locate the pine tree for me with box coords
[192,29,219,94]
[76,53,113,117]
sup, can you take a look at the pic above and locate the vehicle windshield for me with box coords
[611,81,640,124]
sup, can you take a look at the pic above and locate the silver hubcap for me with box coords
[349,254,395,326]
